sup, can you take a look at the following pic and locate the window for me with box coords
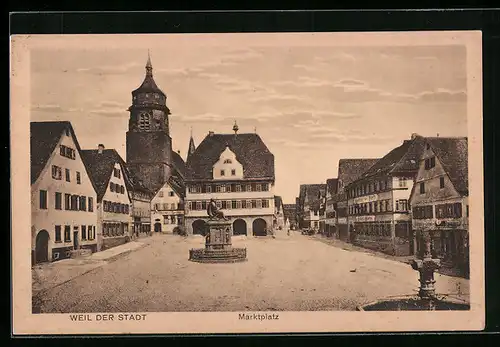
[413,205,434,219]
[55,225,62,242]
[262,199,269,208]
[76,171,81,184]
[114,168,121,178]
[59,145,76,159]
[110,182,115,192]
[224,159,232,164]
[256,200,262,209]
[88,197,94,212]
[158,191,164,198]
[70,195,79,210]
[399,177,407,188]
[236,200,242,209]
[64,194,71,210]
[65,168,70,182]
[121,185,125,194]
[256,184,262,192]
[262,183,269,191]
[232,200,237,209]
[64,225,71,242]
[425,157,436,170]
[81,225,87,240]
[231,169,236,176]
[196,201,202,210]
[205,185,212,193]
[79,195,87,211]
[439,176,445,189]
[246,184,252,192]
[235,185,241,192]
[39,190,48,209]
[419,182,425,194]
[436,203,463,219]
[171,203,176,210]
[220,169,225,176]
[396,199,408,212]
[251,200,257,208]
[54,192,62,210]
[52,165,62,180]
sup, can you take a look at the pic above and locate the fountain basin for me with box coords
[189,247,247,263]
[356,295,470,311]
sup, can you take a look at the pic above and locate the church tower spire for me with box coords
[146,49,153,77]
[187,127,196,160]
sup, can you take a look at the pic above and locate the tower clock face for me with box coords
[152,109,163,120]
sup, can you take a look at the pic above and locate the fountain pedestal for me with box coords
[189,219,247,263]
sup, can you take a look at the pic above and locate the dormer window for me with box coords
[220,169,225,176]
[224,159,232,164]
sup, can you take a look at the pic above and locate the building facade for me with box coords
[409,137,469,273]
[151,176,185,234]
[297,184,325,231]
[81,146,133,251]
[184,126,275,236]
[346,134,426,256]
[324,178,338,237]
[31,121,98,264]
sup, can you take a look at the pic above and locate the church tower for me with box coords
[187,128,196,161]
[126,52,173,191]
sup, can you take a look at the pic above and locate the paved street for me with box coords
[33,231,469,313]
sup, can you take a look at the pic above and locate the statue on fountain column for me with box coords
[207,198,229,221]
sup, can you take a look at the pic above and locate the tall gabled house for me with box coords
[151,175,186,234]
[81,146,133,251]
[409,137,469,273]
[31,121,98,264]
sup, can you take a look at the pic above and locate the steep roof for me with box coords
[338,158,379,188]
[80,149,145,202]
[427,137,468,196]
[30,121,84,185]
[132,56,165,96]
[186,133,274,180]
[168,174,186,199]
[171,150,187,179]
[358,135,426,180]
[326,178,338,197]
[274,196,283,212]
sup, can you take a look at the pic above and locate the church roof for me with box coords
[186,133,275,180]
[30,121,85,185]
[132,54,165,96]
[171,150,187,179]
[426,137,468,196]
[326,178,338,197]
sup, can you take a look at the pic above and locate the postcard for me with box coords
[11,31,484,334]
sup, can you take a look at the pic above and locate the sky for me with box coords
[30,34,467,204]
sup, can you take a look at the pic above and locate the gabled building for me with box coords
[151,176,185,234]
[31,121,98,264]
[346,133,426,255]
[409,137,469,273]
[184,124,275,236]
[297,184,326,230]
[283,204,297,230]
[273,196,285,230]
[330,158,379,240]
[81,146,133,251]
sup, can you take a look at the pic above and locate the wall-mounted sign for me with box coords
[337,217,347,224]
[353,194,379,204]
[355,215,376,222]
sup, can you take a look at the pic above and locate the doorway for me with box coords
[252,218,267,236]
[154,222,161,233]
[73,228,79,250]
[233,219,247,236]
[35,230,50,263]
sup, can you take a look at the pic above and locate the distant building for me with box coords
[330,159,379,241]
[273,196,285,230]
[81,146,133,251]
[324,178,338,237]
[151,176,185,234]
[297,184,326,230]
[346,134,426,255]
[283,204,297,229]
[409,137,469,273]
[31,121,98,264]
[184,125,276,236]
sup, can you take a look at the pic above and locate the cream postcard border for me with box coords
[10,31,484,335]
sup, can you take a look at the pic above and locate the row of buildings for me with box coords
[296,133,469,271]
[31,55,287,265]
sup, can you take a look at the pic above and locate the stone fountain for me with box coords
[356,230,470,311]
[188,199,247,263]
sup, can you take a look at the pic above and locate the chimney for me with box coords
[411,133,418,140]
[208,131,214,136]
[98,144,105,154]
[177,150,180,154]
[436,133,440,137]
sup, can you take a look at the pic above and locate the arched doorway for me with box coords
[35,230,49,263]
[233,219,247,236]
[252,218,267,236]
[154,222,161,233]
[192,219,207,235]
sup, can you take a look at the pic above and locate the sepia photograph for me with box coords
[11,31,484,334]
